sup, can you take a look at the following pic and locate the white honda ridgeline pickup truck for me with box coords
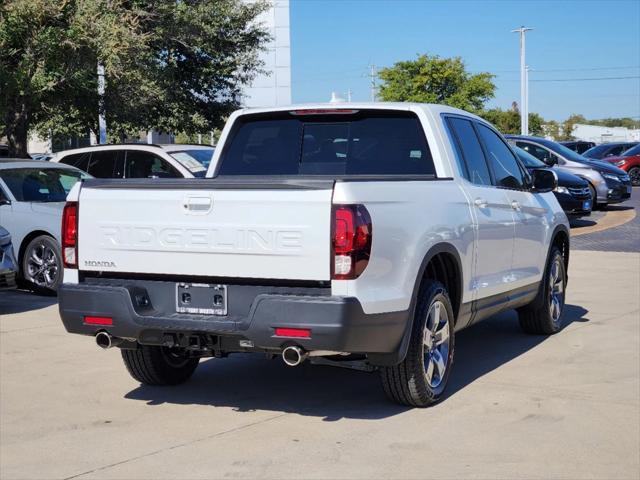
[59,103,570,407]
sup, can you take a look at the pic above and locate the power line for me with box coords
[531,75,640,82]
[483,65,640,74]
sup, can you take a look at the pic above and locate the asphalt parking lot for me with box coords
[1,196,639,479]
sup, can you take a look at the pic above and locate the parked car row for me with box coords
[506,135,632,207]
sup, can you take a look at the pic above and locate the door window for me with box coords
[476,125,525,190]
[446,117,492,186]
[87,151,123,178]
[125,151,180,178]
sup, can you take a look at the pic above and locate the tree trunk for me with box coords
[5,104,30,158]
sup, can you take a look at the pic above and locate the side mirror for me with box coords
[531,169,557,193]
[0,198,10,206]
[543,155,558,166]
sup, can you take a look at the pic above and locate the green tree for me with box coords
[1,0,269,157]
[528,112,545,136]
[378,54,496,113]
[481,108,520,134]
[559,114,587,141]
[543,120,561,140]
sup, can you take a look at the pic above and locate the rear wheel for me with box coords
[21,235,62,295]
[628,167,640,186]
[380,281,455,407]
[121,345,199,385]
[518,246,566,335]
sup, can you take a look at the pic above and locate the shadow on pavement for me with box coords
[0,289,57,315]
[570,218,597,229]
[124,304,589,419]
[445,304,589,399]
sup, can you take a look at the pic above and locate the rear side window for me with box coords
[217,111,435,176]
[446,117,492,186]
[59,152,90,172]
[87,151,123,178]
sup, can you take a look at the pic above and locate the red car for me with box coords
[603,143,640,186]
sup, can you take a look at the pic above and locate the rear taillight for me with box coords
[62,202,78,268]
[332,204,372,280]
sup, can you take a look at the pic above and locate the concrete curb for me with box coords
[571,207,636,237]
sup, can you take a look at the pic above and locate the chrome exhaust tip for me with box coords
[282,346,308,367]
[95,331,121,349]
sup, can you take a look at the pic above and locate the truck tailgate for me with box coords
[77,179,334,281]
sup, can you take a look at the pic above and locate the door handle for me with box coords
[183,196,213,214]
[474,198,488,208]
[511,200,521,211]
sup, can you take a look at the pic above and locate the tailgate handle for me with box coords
[183,196,213,214]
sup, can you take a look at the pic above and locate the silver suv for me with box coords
[506,135,632,207]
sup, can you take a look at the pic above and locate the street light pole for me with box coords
[511,26,533,135]
[525,65,531,135]
[97,63,107,144]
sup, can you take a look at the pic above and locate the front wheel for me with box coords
[518,246,566,335]
[380,281,455,407]
[22,235,62,294]
[121,345,199,385]
[587,184,599,209]
[628,167,640,187]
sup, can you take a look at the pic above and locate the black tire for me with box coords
[21,235,63,295]
[587,184,598,209]
[121,345,199,385]
[518,246,566,335]
[628,167,640,187]
[380,281,455,407]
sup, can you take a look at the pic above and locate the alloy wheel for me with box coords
[423,300,451,388]
[25,242,59,288]
[548,257,565,324]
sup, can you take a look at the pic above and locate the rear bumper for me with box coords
[58,281,408,355]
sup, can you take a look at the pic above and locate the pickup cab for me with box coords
[58,103,570,407]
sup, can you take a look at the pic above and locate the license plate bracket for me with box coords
[176,283,227,315]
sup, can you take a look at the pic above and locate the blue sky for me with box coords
[290,0,640,121]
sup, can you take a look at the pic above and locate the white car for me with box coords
[51,144,215,178]
[58,103,570,406]
[0,159,90,293]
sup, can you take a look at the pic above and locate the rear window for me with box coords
[216,110,435,176]
[0,167,84,202]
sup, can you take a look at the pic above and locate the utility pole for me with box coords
[524,65,531,135]
[97,63,107,144]
[347,88,352,102]
[368,64,377,102]
[511,26,533,135]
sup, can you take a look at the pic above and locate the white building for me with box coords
[572,123,640,143]
[242,0,291,107]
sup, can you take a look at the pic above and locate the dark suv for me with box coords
[514,146,591,217]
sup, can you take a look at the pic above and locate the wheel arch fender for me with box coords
[530,223,570,310]
[368,242,464,367]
